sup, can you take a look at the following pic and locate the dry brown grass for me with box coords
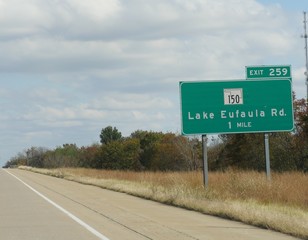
[20,167,308,239]
[210,171,308,210]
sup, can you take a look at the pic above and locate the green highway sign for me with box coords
[246,65,291,79]
[180,80,294,135]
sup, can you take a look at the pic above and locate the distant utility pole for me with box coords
[302,12,308,100]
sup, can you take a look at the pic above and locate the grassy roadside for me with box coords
[19,166,308,239]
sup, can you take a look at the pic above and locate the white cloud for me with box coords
[0,1,58,40]
[92,93,173,110]
[0,0,295,82]
[132,111,165,121]
[23,105,107,123]
[24,131,53,140]
[66,0,121,22]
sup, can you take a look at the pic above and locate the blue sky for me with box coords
[258,0,306,11]
[0,0,307,166]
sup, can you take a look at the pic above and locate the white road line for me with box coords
[4,169,110,240]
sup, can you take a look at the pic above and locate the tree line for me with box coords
[4,97,308,172]
[4,128,202,171]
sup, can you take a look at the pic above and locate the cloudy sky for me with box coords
[0,0,307,166]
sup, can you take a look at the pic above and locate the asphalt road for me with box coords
[0,169,300,240]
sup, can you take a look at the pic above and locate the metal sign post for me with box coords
[264,133,271,181]
[202,135,209,187]
[302,12,308,100]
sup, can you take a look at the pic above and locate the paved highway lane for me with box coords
[0,169,106,240]
[0,169,300,240]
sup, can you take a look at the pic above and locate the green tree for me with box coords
[269,132,296,171]
[150,133,187,171]
[100,126,122,145]
[293,98,308,172]
[99,139,141,170]
[79,144,101,168]
[217,134,265,170]
[173,135,202,170]
[3,152,27,168]
[294,98,308,136]
[130,130,164,169]
[43,150,58,168]
[26,147,48,168]
[51,144,80,167]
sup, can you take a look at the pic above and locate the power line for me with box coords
[302,11,308,100]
